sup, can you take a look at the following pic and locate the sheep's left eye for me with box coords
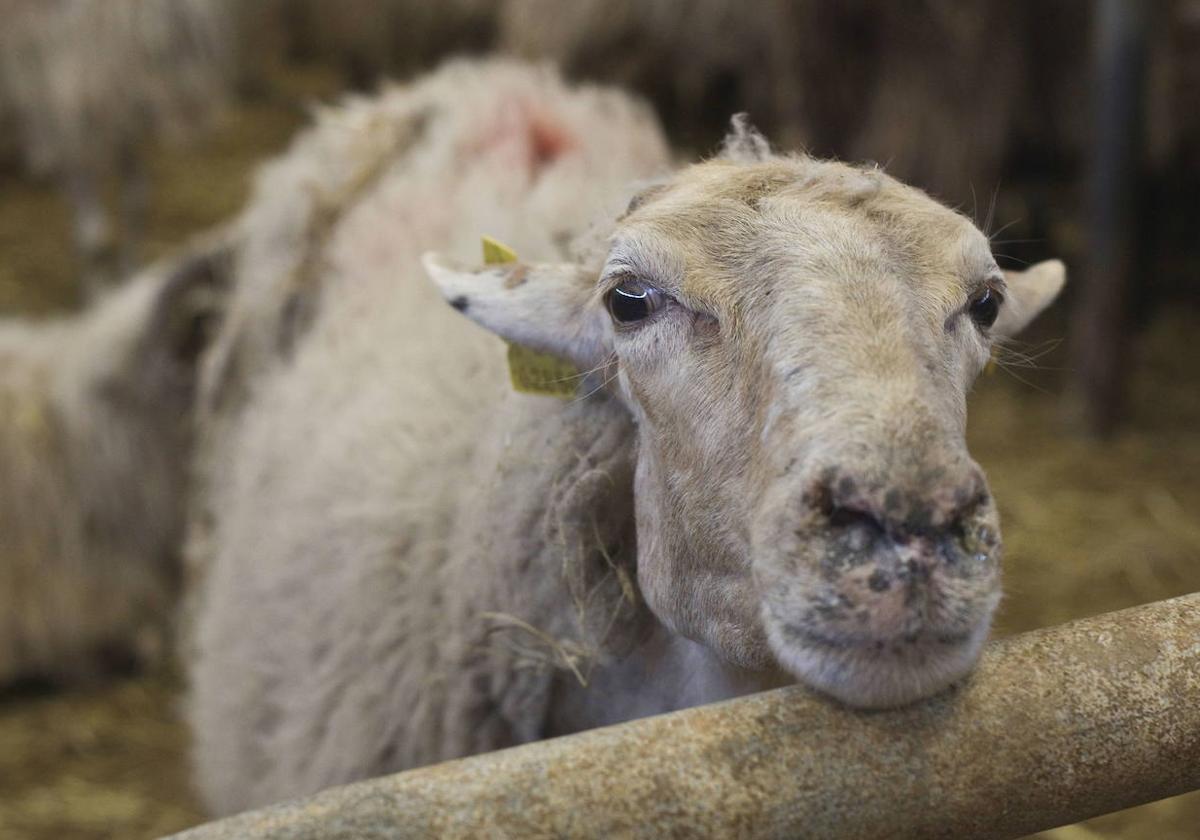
[968,288,1002,329]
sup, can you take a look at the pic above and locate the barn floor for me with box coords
[0,66,1198,840]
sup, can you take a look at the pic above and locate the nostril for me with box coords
[802,477,836,519]
[803,472,889,545]
[944,488,991,535]
[954,466,990,515]
[825,504,887,555]
[904,476,990,537]
[804,468,992,546]
[827,505,880,533]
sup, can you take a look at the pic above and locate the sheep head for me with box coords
[423,140,1064,710]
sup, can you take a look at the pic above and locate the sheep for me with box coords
[185,59,1065,816]
[0,0,233,294]
[0,237,231,686]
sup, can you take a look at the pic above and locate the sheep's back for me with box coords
[186,58,669,814]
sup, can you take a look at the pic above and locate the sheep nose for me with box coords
[805,464,990,545]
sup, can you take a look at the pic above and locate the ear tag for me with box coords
[481,234,519,265]
[481,236,581,399]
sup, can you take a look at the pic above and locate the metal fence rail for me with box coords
[173,592,1200,840]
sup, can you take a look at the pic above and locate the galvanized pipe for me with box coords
[172,593,1200,840]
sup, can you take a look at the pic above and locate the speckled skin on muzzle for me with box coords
[751,449,1003,709]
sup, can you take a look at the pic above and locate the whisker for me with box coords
[995,356,1072,373]
[993,361,1054,394]
[571,356,621,404]
[991,337,1069,381]
[989,237,1045,246]
[984,184,1001,236]
[997,336,1064,357]
[991,253,1032,267]
[548,351,617,386]
[987,217,1022,243]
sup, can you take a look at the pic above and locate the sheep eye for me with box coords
[968,288,1002,329]
[606,280,666,325]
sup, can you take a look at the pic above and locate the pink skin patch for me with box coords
[462,97,578,177]
[527,114,575,166]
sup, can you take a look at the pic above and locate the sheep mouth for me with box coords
[781,623,974,651]
[762,607,993,709]
[751,499,1002,708]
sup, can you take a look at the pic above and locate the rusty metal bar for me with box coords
[172,593,1200,840]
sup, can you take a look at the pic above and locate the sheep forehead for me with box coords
[615,157,993,304]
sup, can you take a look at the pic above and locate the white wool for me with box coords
[187,59,670,815]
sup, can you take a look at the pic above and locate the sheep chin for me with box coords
[761,607,994,710]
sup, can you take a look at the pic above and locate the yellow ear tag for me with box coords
[481,236,581,399]
[481,234,519,265]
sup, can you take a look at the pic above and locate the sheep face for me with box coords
[424,154,1064,709]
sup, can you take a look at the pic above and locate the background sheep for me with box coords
[0,239,230,687]
[0,0,233,294]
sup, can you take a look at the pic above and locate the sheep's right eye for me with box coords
[606,280,667,325]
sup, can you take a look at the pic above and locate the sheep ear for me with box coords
[421,251,611,370]
[995,259,1067,338]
